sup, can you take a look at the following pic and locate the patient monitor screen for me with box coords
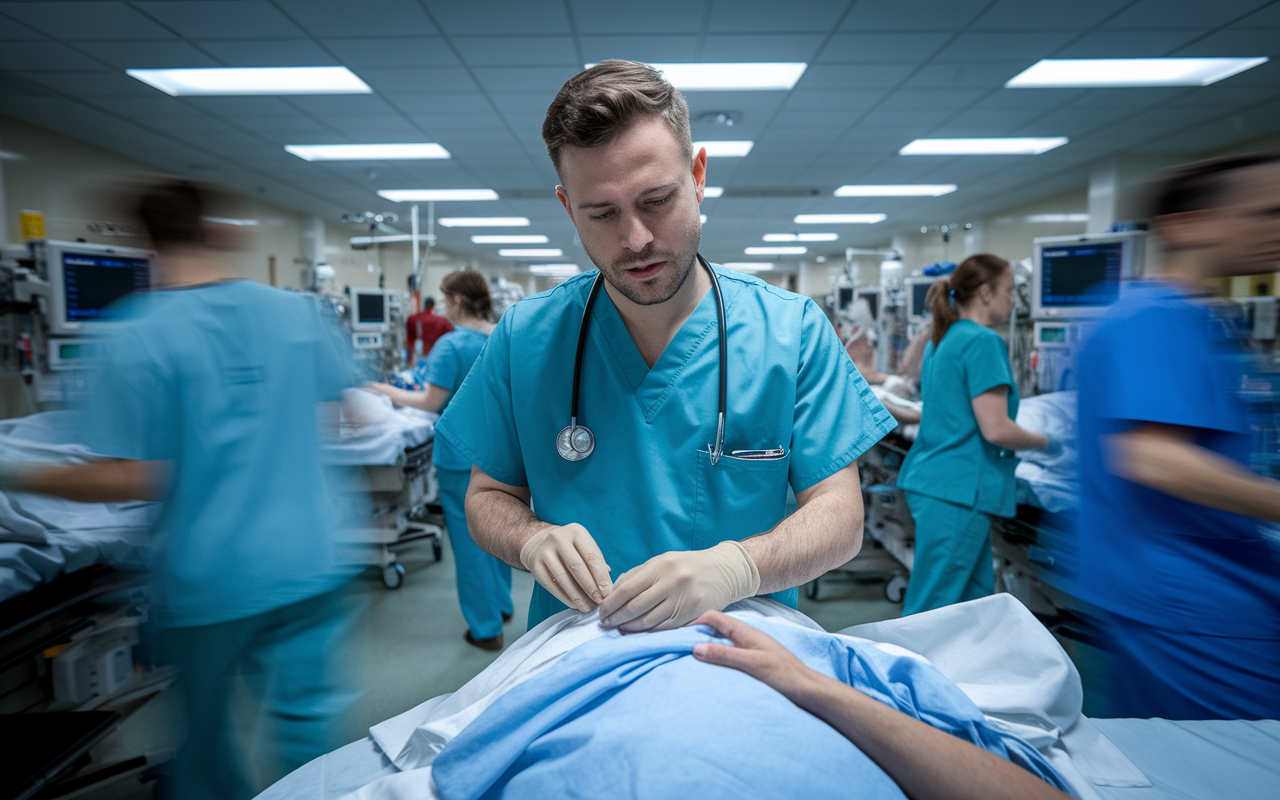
[356,292,387,325]
[1040,241,1124,307]
[910,281,932,318]
[62,253,151,321]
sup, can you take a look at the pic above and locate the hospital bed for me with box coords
[253,593,1278,800]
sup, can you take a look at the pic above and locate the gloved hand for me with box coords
[598,540,761,633]
[1041,434,1064,458]
[519,522,613,613]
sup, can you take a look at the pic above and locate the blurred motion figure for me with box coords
[0,182,362,798]
[1075,155,1280,719]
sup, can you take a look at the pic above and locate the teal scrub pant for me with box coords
[159,587,359,800]
[438,466,513,640]
[902,492,995,616]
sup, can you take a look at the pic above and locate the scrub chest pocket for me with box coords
[692,449,790,549]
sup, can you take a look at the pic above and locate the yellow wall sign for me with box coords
[20,210,45,241]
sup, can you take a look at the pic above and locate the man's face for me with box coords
[1160,162,1280,276]
[555,115,705,306]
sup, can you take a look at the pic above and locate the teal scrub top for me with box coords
[81,281,358,627]
[437,266,896,627]
[419,327,488,472]
[898,320,1019,516]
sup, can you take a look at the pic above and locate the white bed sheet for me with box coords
[325,390,436,466]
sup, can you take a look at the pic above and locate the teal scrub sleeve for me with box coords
[315,314,357,402]
[435,314,527,487]
[1095,304,1237,433]
[964,331,1015,399]
[80,328,177,462]
[420,336,460,393]
[789,299,896,491]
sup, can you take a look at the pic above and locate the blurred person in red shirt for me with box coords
[406,295,454,359]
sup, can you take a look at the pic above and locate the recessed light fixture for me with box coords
[378,189,499,202]
[764,233,839,242]
[285,143,450,161]
[694,141,754,157]
[746,246,806,255]
[1006,58,1269,88]
[584,62,807,91]
[500,248,563,257]
[127,67,371,96]
[703,186,724,198]
[471,235,548,244]
[1026,213,1089,223]
[530,264,581,276]
[900,138,1067,155]
[834,184,957,197]
[724,262,775,272]
[794,214,886,224]
[438,217,529,227]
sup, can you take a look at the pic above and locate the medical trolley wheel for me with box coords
[884,572,908,604]
[383,562,405,589]
[432,538,443,561]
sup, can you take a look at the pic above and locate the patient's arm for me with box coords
[366,382,451,413]
[691,611,1070,800]
[13,458,166,503]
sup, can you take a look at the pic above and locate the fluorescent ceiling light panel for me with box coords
[286,143,449,161]
[694,141,754,157]
[127,67,370,96]
[746,246,806,255]
[835,184,957,197]
[438,217,529,227]
[471,235,548,244]
[585,63,806,91]
[350,234,413,245]
[900,138,1067,155]
[1006,58,1268,88]
[764,233,839,242]
[529,264,581,276]
[794,214,886,224]
[378,189,498,202]
[202,216,258,226]
[724,262,774,272]
[1026,213,1089,223]
[499,248,562,257]
[703,186,724,198]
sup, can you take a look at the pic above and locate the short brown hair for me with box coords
[542,60,692,176]
[138,180,205,250]
[1149,153,1280,218]
[440,270,492,321]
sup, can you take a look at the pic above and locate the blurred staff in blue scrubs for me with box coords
[368,270,514,651]
[1075,155,1280,720]
[0,182,362,799]
[437,61,897,633]
[898,255,1057,615]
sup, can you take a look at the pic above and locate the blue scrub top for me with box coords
[437,266,895,627]
[1076,281,1280,638]
[899,320,1019,516]
[419,327,488,472]
[81,281,358,627]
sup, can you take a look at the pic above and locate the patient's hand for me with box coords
[690,610,821,703]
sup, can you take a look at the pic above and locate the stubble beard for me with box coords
[583,217,702,307]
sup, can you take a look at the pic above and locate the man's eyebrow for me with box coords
[575,182,680,210]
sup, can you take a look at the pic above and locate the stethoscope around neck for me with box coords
[557,253,728,465]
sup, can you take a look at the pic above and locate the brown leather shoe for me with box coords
[465,630,504,651]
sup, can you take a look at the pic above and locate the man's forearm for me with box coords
[21,460,161,503]
[1111,430,1280,522]
[465,479,556,568]
[742,465,863,595]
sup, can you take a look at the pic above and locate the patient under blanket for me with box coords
[430,615,1070,800]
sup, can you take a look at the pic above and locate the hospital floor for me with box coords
[78,539,904,799]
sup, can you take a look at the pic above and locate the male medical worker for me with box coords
[437,61,895,632]
[1075,154,1280,719]
[1,182,362,799]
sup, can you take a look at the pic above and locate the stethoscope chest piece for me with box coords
[557,424,595,461]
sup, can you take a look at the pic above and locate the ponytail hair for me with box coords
[925,253,1011,347]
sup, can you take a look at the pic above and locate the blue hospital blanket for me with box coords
[431,615,1071,800]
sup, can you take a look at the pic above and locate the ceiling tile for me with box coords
[857,107,954,129]
[356,67,480,94]
[700,34,827,62]
[879,89,985,110]
[0,13,47,41]
[783,89,886,111]
[0,2,175,41]
[1053,30,1203,58]
[1104,0,1272,29]
[183,96,309,116]
[969,0,1131,30]
[195,38,338,67]
[74,40,223,70]
[133,1,306,39]
[706,0,848,33]
[799,63,915,89]
[20,70,167,97]
[322,38,460,68]
[934,31,1078,62]
[0,42,106,71]
[818,32,952,63]
[388,93,495,114]
[284,94,402,117]
[424,1,573,36]
[413,109,508,132]
[453,37,579,67]
[840,0,991,32]
[472,66,580,94]
[1173,28,1280,57]
[900,62,1026,89]
[272,0,439,37]
[570,0,712,35]
[579,35,699,63]
[1238,3,1280,25]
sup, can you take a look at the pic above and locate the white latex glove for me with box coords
[598,541,761,633]
[520,523,613,613]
